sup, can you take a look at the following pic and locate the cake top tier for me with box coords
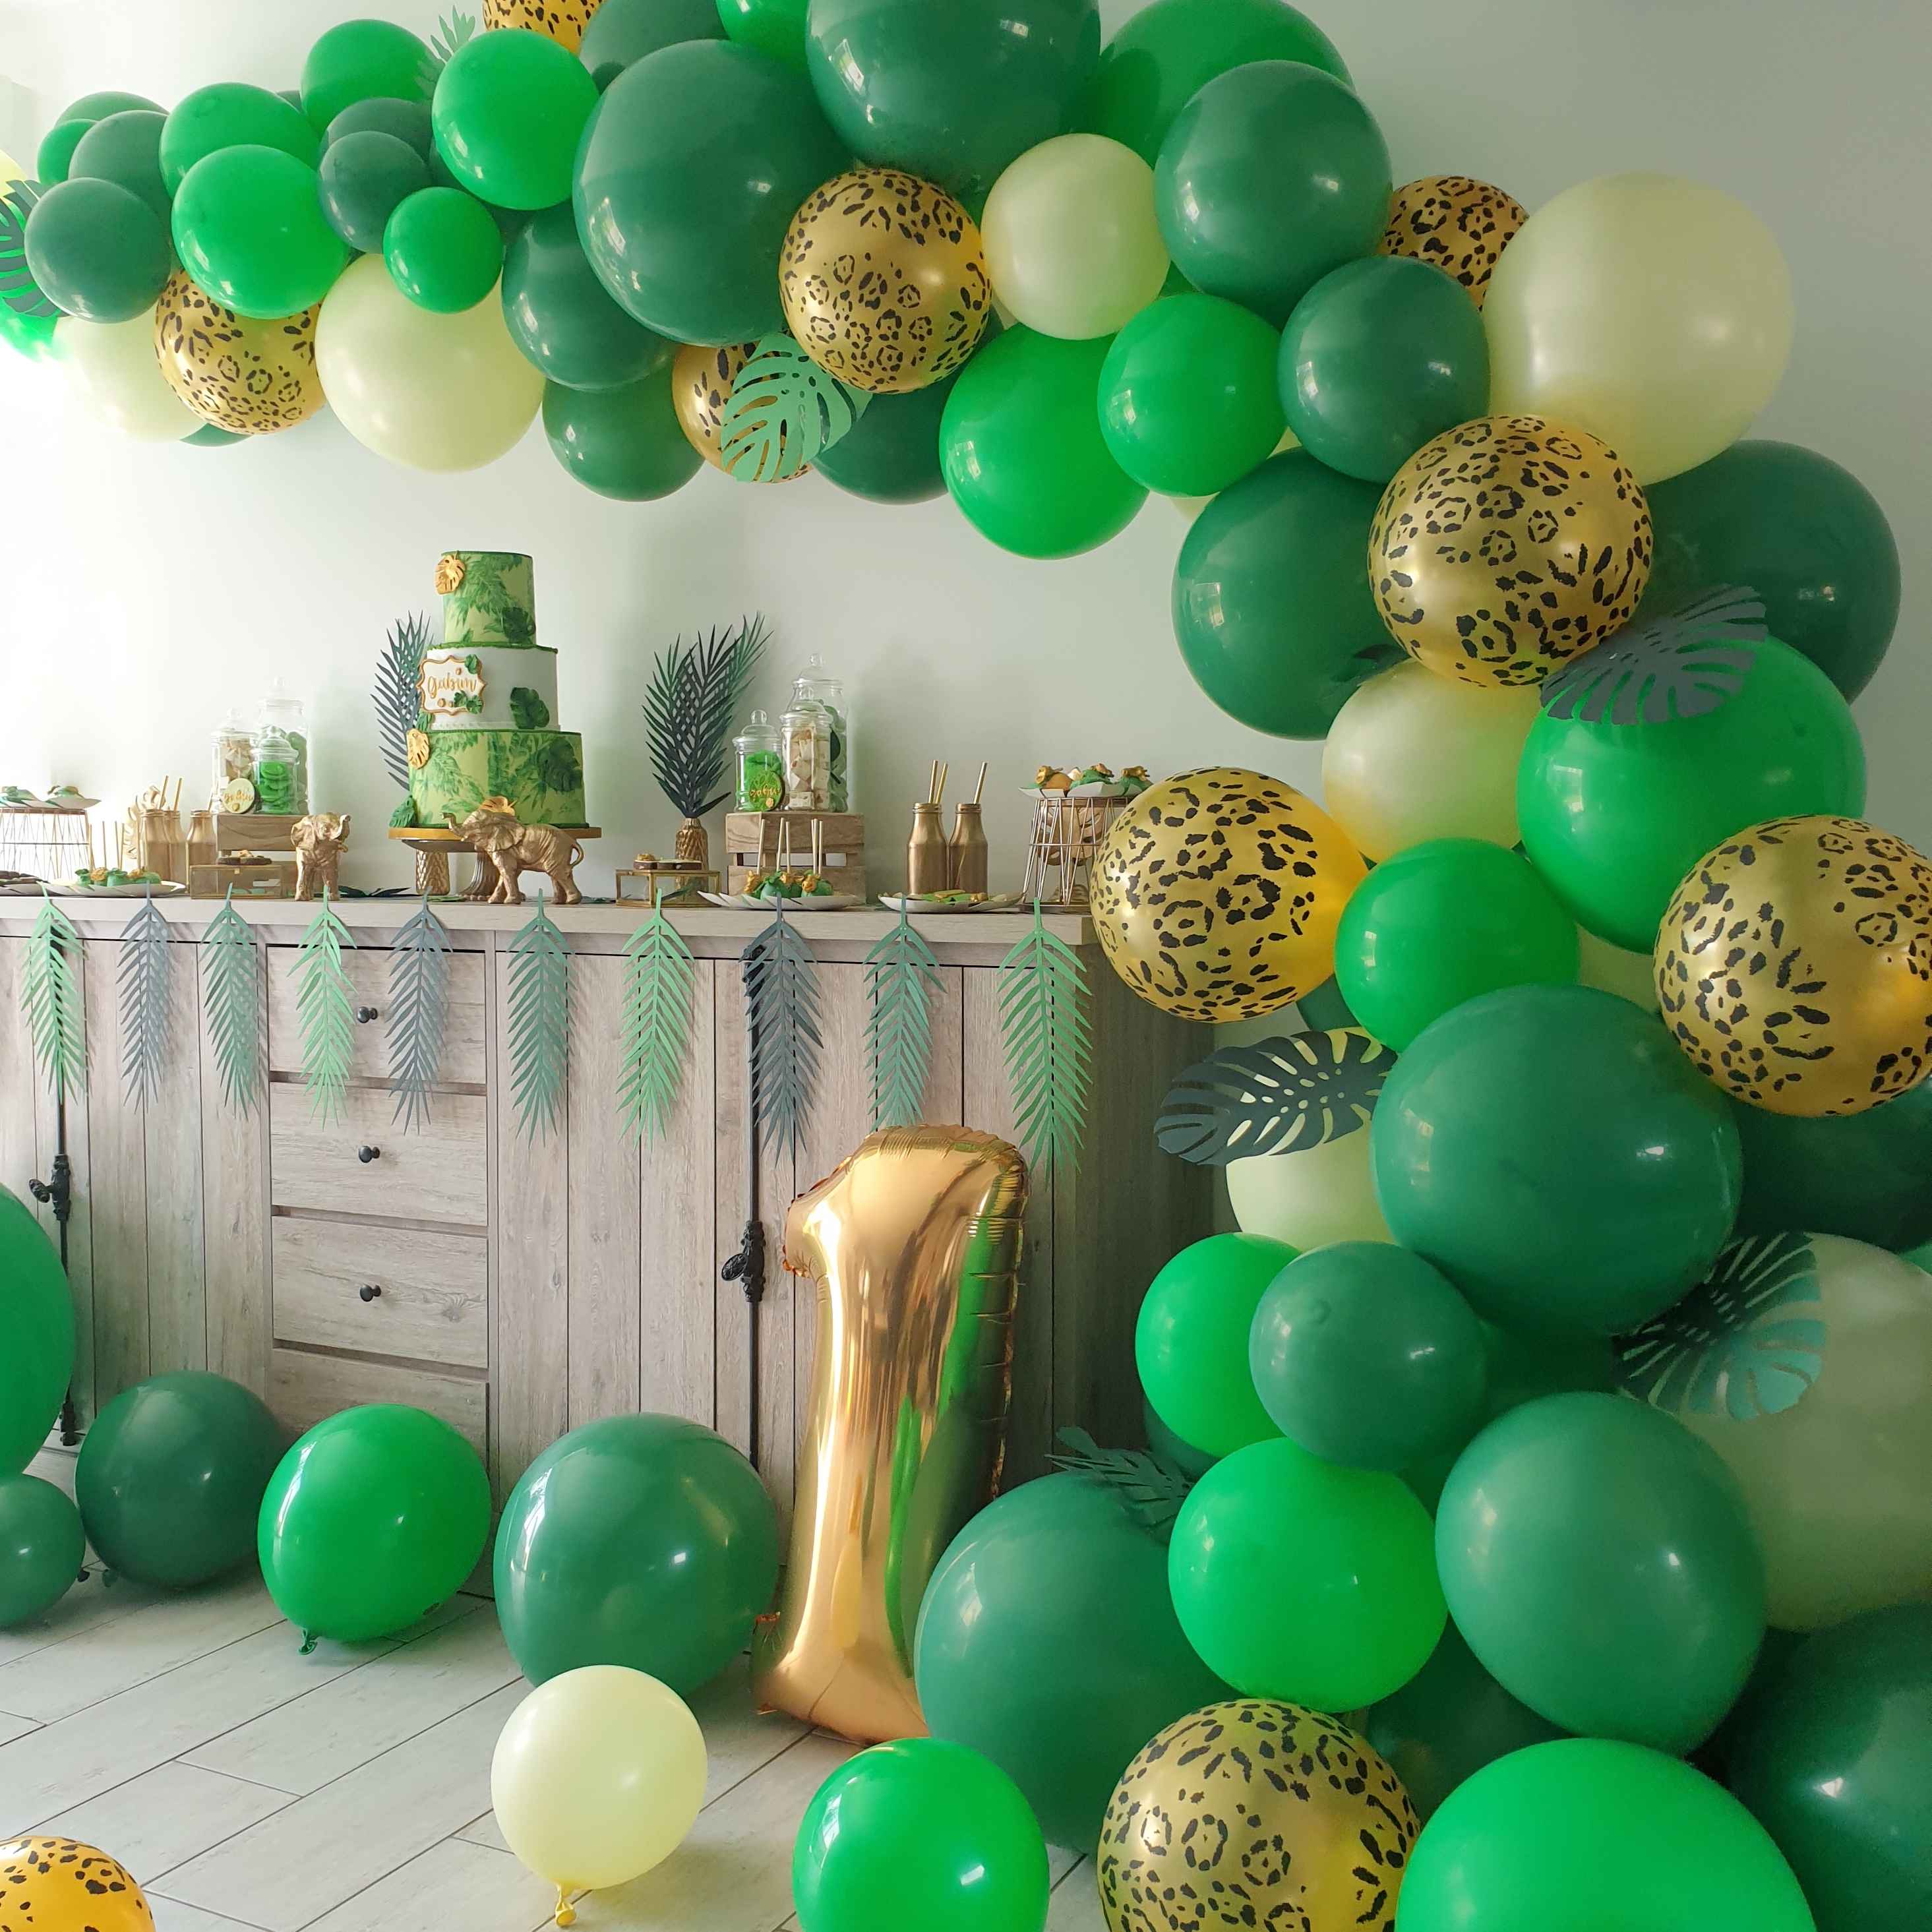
[435,551,537,647]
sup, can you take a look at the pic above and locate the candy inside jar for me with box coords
[735,709,785,811]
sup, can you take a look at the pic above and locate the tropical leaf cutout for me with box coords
[1157,1027,1393,1166]
[0,179,57,320]
[1615,1231,1825,1422]
[618,903,697,1142]
[1541,585,1767,725]
[388,899,452,1131]
[510,686,551,729]
[507,897,570,1140]
[998,901,1090,1178]
[118,893,172,1107]
[202,893,264,1114]
[865,905,939,1131]
[642,615,769,818]
[429,8,476,65]
[22,894,85,1101]
[718,335,869,483]
[375,611,433,789]
[743,901,822,1159]
[1048,1426,1195,1543]
[294,895,357,1125]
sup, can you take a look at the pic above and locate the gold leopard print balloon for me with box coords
[153,270,322,437]
[1091,768,1366,1021]
[1379,175,1528,307]
[1370,413,1652,689]
[671,340,810,481]
[482,0,604,49]
[779,167,992,394]
[1656,814,1932,1117]
[0,1836,155,1931]
[1098,1700,1417,1932]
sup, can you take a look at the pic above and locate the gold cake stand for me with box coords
[388,826,601,899]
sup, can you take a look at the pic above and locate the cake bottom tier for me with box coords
[409,728,587,828]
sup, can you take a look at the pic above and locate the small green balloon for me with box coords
[160,82,320,193]
[1170,1434,1445,1710]
[581,0,727,90]
[319,130,431,253]
[301,19,437,131]
[1097,292,1285,498]
[173,144,350,319]
[24,175,171,322]
[67,109,170,219]
[717,0,808,70]
[36,120,94,185]
[384,185,503,313]
[1279,256,1489,481]
[433,28,599,212]
[0,1474,83,1629]
[324,96,434,156]
[793,1737,1050,1932]
[543,365,703,500]
[502,202,671,390]
[0,1187,73,1476]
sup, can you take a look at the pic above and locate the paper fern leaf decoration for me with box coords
[618,904,698,1141]
[865,905,939,1131]
[642,615,770,820]
[508,897,570,1140]
[430,8,476,64]
[202,893,264,1114]
[375,611,433,789]
[998,901,1090,1178]
[22,894,85,1101]
[743,901,822,1159]
[118,893,172,1106]
[718,335,869,483]
[388,899,452,1131]
[1048,1427,1196,1542]
[1156,1027,1393,1165]
[293,895,357,1125]
[1540,585,1767,725]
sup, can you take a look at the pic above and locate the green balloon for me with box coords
[1078,0,1349,164]
[812,377,950,502]
[1141,1399,1216,1477]
[1279,256,1489,481]
[913,1471,1232,1852]
[433,29,599,212]
[1097,292,1284,498]
[1135,1232,1293,1457]
[324,97,434,156]
[183,422,247,446]
[173,145,350,319]
[1335,839,1579,1050]
[1643,439,1902,700]
[543,365,703,500]
[574,39,845,344]
[75,1372,283,1588]
[805,0,1101,201]
[60,89,164,121]
[1250,1241,1488,1470]
[1517,636,1866,953]
[67,110,170,220]
[0,1474,83,1629]
[258,1404,491,1645]
[793,1737,1050,1932]
[383,186,502,312]
[0,1186,72,1477]
[1438,1395,1765,1751]
[1399,1739,1813,1932]
[581,0,727,91]
[1296,975,1360,1031]
[1730,1605,1932,1932]
[36,121,94,185]
[1155,61,1389,328]
[23,176,171,322]
[1172,448,1401,737]
[301,19,437,131]
[1373,985,1743,1336]
[160,83,320,194]
[495,1412,779,1691]
[502,202,671,390]
[319,130,431,253]
[1170,1434,1444,1710]
[718,0,808,69]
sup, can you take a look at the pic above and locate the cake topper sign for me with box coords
[419,651,486,719]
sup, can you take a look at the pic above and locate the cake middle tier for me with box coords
[421,646,559,733]
[411,727,588,828]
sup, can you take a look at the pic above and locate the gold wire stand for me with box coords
[1020,795,1124,906]
[0,806,94,882]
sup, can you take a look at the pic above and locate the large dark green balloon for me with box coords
[1172,448,1401,737]
[67,110,170,220]
[319,130,431,253]
[76,1372,283,1588]
[1372,984,1742,1335]
[1729,1604,1932,1932]
[806,0,1101,201]
[324,97,434,156]
[24,177,171,322]
[1643,440,1902,700]
[913,1471,1231,1850]
[0,1474,83,1628]
[495,1412,779,1691]
[502,203,671,390]
[543,366,702,499]
[574,39,844,344]
[812,378,949,502]
[581,0,727,90]
[0,1186,73,1476]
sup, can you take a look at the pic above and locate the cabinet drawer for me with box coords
[269,1085,487,1225]
[273,1217,487,1370]
[267,948,487,1085]
[268,1346,486,1457]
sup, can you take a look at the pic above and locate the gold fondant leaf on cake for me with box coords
[406,728,432,771]
[435,553,467,595]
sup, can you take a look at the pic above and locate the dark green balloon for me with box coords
[580,0,727,91]
[1279,257,1489,482]
[1141,1399,1217,1478]
[0,1474,84,1629]
[502,202,671,390]
[183,422,247,447]
[1172,447,1401,737]
[812,355,983,502]
[319,130,431,253]
[36,121,94,185]
[1643,439,1902,700]
[1296,975,1360,1031]
[24,176,171,322]
[806,0,1101,201]
[67,110,170,220]
[495,1412,779,1691]
[543,365,702,499]
[325,97,434,157]
[1155,60,1389,327]
[0,1186,73,1476]
[913,1471,1232,1851]
[76,1372,283,1588]
[60,89,164,122]
[718,0,808,70]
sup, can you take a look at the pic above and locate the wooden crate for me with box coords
[725,810,865,896]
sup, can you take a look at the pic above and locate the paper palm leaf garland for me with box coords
[719,335,869,483]
[865,905,940,1132]
[1156,1028,1394,1166]
[1540,585,1768,725]
[618,903,698,1143]
[117,893,173,1107]
[998,900,1091,1178]
[293,895,357,1125]
[743,901,822,1159]
[375,611,433,791]
[387,898,452,1131]
[1048,1427,1195,1543]
[507,897,571,1141]
[643,615,770,820]
[22,894,85,1101]
[202,892,264,1114]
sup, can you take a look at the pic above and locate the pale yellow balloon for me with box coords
[315,255,541,471]
[1321,661,1538,860]
[491,1666,706,1906]
[55,309,204,442]
[1576,928,1658,1012]
[982,134,1169,340]
[1227,1127,1392,1252]
[1485,172,1793,483]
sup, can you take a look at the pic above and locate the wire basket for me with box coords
[1021,794,1126,906]
[0,807,94,884]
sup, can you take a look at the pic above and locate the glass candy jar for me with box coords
[735,710,785,812]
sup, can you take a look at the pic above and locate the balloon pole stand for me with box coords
[28,1099,82,1446]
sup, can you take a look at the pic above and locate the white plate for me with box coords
[698,891,865,911]
[55,879,187,897]
[878,892,1025,915]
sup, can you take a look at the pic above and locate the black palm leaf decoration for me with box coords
[643,615,770,819]
[375,612,433,787]
[1157,1028,1393,1165]
[1540,585,1767,725]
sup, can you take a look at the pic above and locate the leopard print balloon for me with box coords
[1656,814,1932,1117]
[483,0,604,49]
[1369,413,1652,689]
[1091,768,1366,1021]
[153,270,322,436]
[1098,1699,1417,1932]
[671,340,810,481]
[0,1836,154,1931]
[1379,175,1528,307]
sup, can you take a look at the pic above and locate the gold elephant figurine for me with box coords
[290,812,351,901]
[450,807,584,906]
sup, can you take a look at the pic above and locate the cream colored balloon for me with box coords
[491,1666,706,1907]
[55,309,203,441]
[315,255,541,471]
[1228,1128,1392,1252]
[1485,172,1793,484]
[1576,928,1658,1012]
[1321,661,1538,860]
[982,134,1169,340]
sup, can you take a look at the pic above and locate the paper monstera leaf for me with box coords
[718,334,870,484]
[1540,585,1768,725]
[1156,1028,1392,1166]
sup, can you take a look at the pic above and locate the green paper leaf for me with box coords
[642,615,770,821]
[507,897,570,1140]
[1156,1027,1393,1166]
[202,893,264,1114]
[1541,585,1766,725]
[1048,1426,1196,1543]
[510,686,551,730]
[431,9,477,67]
[374,611,431,790]
[388,899,452,1132]
[23,894,85,1101]
[117,893,172,1108]
[294,894,357,1126]
[743,901,822,1159]
[619,905,697,1142]
[865,905,939,1132]
[719,336,869,484]
[998,900,1090,1178]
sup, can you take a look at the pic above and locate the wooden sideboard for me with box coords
[0,900,1210,1523]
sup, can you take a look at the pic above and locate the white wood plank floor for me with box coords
[1,1451,1106,1932]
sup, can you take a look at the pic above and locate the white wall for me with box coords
[1,0,1926,895]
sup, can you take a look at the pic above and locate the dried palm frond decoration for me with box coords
[293,894,357,1124]
[619,900,698,1143]
[388,898,452,1131]
[202,892,264,1114]
[643,614,770,860]
[743,900,821,1159]
[865,904,939,1131]
[998,900,1090,1178]
[118,893,172,1106]
[508,897,570,1140]
[375,611,433,792]
[22,893,84,1101]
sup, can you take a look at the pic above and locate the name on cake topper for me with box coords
[420,651,487,719]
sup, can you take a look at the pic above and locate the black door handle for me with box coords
[359,1283,382,1302]
[357,1145,380,1164]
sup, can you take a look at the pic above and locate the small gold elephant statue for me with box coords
[291,812,351,901]
[450,806,584,906]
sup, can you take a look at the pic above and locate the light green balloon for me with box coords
[160,82,320,193]
[383,187,503,314]
[173,144,349,318]
[431,29,599,212]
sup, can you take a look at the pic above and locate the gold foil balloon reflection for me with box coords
[751,1127,1027,1743]
[1378,175,1528,308]
[154,268,322,435]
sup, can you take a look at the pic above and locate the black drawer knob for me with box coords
[355,1005,379,1024]
[357,1145,381,1164]
[359,1284,382,1302]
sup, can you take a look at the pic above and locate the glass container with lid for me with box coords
[791,652,849,810]
[735,709,785,812]
[258,681,309,814]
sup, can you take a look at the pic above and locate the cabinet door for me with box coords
[266,947,487,1085]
